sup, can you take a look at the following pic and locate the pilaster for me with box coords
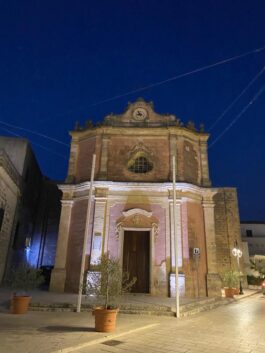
[89,190,107,265]
[203,199,222,296]
[200,141,211,187]
[49,200,73,292]
[66,140,79,183]
[169,199,183,269]
[169,134,177,180]
[98,136,109,180]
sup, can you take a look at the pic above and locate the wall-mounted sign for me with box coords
[193,247,200,256]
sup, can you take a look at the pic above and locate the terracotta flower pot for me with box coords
[92,307,118,332]
[234,288,240,295]
[224,288,234,298]
[11,296,31,314]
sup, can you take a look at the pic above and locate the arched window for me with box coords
[128,154,153,174]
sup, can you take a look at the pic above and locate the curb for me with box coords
[51,323,160,353]
[233,289,260,301]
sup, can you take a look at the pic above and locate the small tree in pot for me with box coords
[222,270,239,298]
[86,254,136,332]
[9,264,44,314]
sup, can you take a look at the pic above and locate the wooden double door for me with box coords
[123,230,150,293]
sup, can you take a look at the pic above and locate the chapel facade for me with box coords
[50,99,243,298]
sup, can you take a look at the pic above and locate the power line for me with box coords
[0,45,264,150]
[209,83,265,148]
[81,45,265,110]
[0,119,69,147]
[0,126,68,159]
[209,64,265,131]
[1,45,264,146]
[36,44,265,124]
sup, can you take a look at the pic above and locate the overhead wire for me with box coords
[0,119,69,147]
[209,64,265,131]
[0,126,68,159]
[209,83,265,148]
[0,45,264,151]
[80,45,265,109]
[36,44,265,124]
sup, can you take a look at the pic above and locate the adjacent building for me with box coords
[50,99,243,298]
[0,149,20,282]
[241,221,265,256]
[0,137,61,283]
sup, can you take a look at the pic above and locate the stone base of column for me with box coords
[207,273,222,297]
[49,268,66,292]
[169,273,185,297]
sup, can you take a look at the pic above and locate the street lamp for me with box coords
[232,241,244,295]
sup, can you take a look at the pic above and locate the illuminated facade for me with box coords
[50,99,243,297]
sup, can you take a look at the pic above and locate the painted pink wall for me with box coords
[152,205,166,266]
[108,203,125,259]
[181,201,189,260]
[107,203,166,265]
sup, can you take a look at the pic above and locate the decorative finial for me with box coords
[186,120,196,131]
[199,123,205,132]
[75,121,81,130]
[85,120,94,129]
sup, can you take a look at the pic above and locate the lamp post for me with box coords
[232,241,244,295]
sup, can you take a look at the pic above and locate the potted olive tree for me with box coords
[9,264,44,314]
[222,270,239,298]
[86,254,136,332]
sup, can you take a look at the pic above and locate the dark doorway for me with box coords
[123,231,150,293]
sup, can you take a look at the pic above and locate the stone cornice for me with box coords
[70,125,209,143]
[59,181,222,202]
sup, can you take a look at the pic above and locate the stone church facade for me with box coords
[50,99,243,298]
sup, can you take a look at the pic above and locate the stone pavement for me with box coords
[73,293,265,353]
[0,290,263,353]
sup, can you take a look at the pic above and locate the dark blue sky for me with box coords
[0,0,264,220]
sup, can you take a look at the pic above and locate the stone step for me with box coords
[179,297,223,311]
[120,304,172,312]
[29,297,234,317]
[119,309,175,317]
[180,298,232,317]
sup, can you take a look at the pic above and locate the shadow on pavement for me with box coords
[39,326,95,333]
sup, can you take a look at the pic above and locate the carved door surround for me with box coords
[115,208,159,295]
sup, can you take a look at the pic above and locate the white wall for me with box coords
[241,223,265,237]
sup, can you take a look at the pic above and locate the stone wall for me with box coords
[214,188,243,276]
[182,201,207,297]
[75,137,97,183]
[107,136,170,182]
[65,199,94,292]
[0,156,19,283]
[70,127,210,186]
[183,141,199,184]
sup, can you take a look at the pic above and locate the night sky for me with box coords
[0,1,264,221]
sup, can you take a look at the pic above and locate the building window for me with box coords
[128,155,153,174]
[0,208,4,231]
[246,229,253,237]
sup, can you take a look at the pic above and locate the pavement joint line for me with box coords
[51,322,160,353]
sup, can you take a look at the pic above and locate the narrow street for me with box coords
[0,294,265,353]
[75,293,265,353]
